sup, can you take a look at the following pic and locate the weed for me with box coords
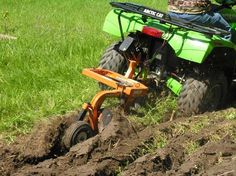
[184,141,200,155]
[139,132,168,155]
[209,133,222,142]
[134,95,177,126]
[209,124,236,142]
[152,134,168,150]
[172,122,190,136]
[225,111,236,120]
[190,117,209,133]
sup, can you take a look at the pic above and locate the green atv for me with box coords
[99,2,236,116]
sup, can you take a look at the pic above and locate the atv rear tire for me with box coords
[177,72,227,116]
[99,42,127,89]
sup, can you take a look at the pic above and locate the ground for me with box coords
[0,107,235,176]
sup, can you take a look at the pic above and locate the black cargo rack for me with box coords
[110,2,230,37]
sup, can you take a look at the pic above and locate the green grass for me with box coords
[131,95,176,126]
[0,0,168,138]
[184,140,200,155]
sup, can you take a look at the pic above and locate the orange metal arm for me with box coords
[88,90,122,131]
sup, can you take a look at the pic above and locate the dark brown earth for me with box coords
[0,108,235,176]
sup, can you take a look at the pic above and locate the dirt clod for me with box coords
[0,109,236,176]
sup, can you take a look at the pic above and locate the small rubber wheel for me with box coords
[62,121,94,149]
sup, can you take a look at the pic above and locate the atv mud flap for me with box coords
[166,77,182,96]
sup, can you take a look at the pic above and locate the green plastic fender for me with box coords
[103,9,235,63]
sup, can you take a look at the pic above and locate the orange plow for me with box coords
[62,60,148,149]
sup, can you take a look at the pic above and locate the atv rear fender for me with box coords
[103,9,235,64]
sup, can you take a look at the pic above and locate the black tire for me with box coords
[62,121,94,149]
[177,72,228,116]
[99,42,127,73]
[99,42,128,89]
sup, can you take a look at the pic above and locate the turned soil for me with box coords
[0,107,235,176]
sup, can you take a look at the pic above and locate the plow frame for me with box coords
[77,60,148,132]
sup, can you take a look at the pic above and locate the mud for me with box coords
[0,108,236,176]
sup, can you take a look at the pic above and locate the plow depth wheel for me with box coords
[62,121,94,149]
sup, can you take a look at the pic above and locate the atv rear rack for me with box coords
[111,2,230,37]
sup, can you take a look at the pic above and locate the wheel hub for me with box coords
[74,131,88,143]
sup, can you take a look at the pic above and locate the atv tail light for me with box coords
[142,26,163,38]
